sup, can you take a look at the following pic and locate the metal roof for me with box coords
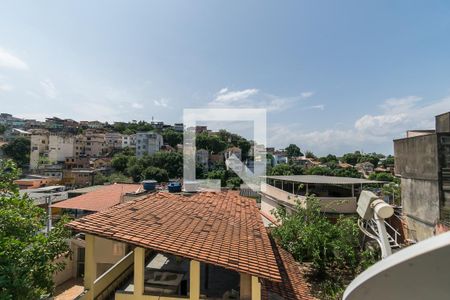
[263,175,382,185]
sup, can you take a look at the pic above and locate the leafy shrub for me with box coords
[271,194,377,299]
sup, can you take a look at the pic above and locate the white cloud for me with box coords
[0,48,28,70]
[218,87,228,94]
[40,79,57,99]
[213,88,259,105]
[131,102,143,109]
[208,88,314,112]
[269,95,450,155]
[0,83,13,91]
[308,104,325,110]
[154,98,169,107]
[301,91,314,98]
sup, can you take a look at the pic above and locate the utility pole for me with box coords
[46,196,52,233]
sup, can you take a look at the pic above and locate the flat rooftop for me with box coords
[67,190,281,282]
[67,185,105,194]
[263,175,382,185]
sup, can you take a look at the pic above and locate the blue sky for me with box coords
[1,1,450,155]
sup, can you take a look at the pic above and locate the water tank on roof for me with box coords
[168,182,182,193]
[142,180,157,192]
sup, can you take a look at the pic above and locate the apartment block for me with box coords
[84,131,107,157]
[105,132,123,150]
[48,135,77,163]
[135,132,163,158]
[121,134,136,149]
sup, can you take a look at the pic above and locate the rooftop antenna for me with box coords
[356,190,395,258]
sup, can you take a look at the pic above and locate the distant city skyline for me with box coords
[1,1,450,155]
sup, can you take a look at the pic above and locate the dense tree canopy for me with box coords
[319,154,338,164]
[142,166,169,183]
[196,133,227,154]
[285,144,303,158]
[110,121,154,134]
[124,151,183,182]
[1,137,30,167]
[0,160,71,299]
[381,155,395,167]
[162,129,183,148]
[305,151,317,160]
[272,195,377,299]
[368,172,396,182]
[341,151,361,166]
[111,153,129,173]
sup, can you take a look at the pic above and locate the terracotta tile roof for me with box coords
[262,237,317,300]
[66,191,281,282]
[52,184,141,212]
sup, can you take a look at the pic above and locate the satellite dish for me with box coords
[343,231,450,300]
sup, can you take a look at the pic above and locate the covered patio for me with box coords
[67,191,282,300]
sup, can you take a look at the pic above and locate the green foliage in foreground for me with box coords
[271,195,377,299]
[0,160,71,299]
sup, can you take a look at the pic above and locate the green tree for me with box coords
[2,137,30,167]
[305,166,333,176]
[111,153,130,173]
[369,172,395,182]
[305,151,317,160]
[108,172,132,183]
[381,155,395,167]
[269,164,294,176]
[162,129,183,148]
[207,169,228,187]
[0,124,6,134]
[341,151,362,166]
[93,172,107,185]
[382,182,401,205]
[331,167,362,178]
[319,154,338,164]
[196,133,227,154]
[285,144,302,158]
[150,152,183,178]
[0,159,71,299]
[141,166,169,183]
[237,139,251,160]
[226,177,242,189]
[126,160,145,182]
[272,195,377,299]
[358,154,380,167]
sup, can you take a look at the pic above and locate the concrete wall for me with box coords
[260,194,285,220]
[394,134,438,179]
[94,236,127,264]
[53,254,75,286]
[401,178,440,241]
[436,112,450,133]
